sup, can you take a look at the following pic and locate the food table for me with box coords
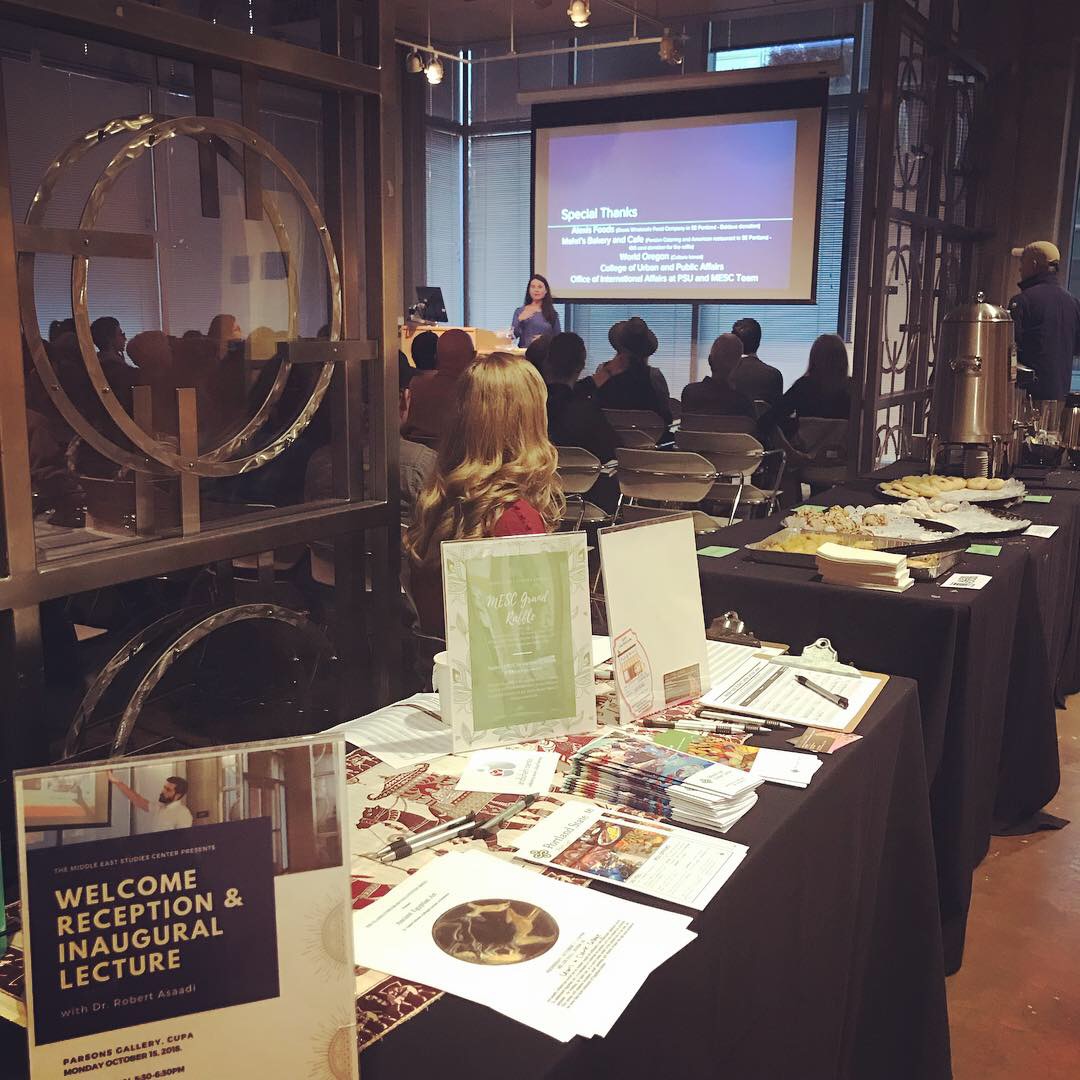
[360,678,951,1080]
[695,478,1066,973]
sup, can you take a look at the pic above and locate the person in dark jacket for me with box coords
[730,317,784,408]
[1008,241,1080,401]
[593,317,671,424]
[544,333,618,463]
[681,334,757,418]
[410,329,439,373]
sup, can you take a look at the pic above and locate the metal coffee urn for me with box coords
[929,291,1015,477]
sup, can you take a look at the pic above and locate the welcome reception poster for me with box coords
[442,532,596,751]
[15,735,358,1080]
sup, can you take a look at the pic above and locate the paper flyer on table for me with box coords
[14,736,358,1080]
[699,653,881,731]
[511,801,747,909]
[325,693,449,767]
[599,514,710,723]
[455,749,560,795]
[442,532,596,752]
[352,850,696,1041]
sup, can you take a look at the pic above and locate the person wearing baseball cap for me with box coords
[1008,240,1080,401]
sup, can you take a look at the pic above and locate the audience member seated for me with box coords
[48,318,75,342]
[126,330,177,435]
[731,317,784,407]
[27,407,84,522]
[525,333,552,375]
[410,330,439,377]
[398,354,437,525]
[401,328,476,444]
[90,316,136,411]
[305,357,436,529]
[207,313,243,358]
[544,333,619,513]
[592,317,671,424]
[544,333,618,461]
[680,334,757,418]
[404,352,564,637]
[759,333,852,441]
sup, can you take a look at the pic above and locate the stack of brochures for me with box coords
[815,542,913,593]
[563,731,761,833]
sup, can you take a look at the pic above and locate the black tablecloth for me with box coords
[694,483,1060,973]
[875,461,1080,698]
[1014,464,1080,491]
[362,679,951,1080]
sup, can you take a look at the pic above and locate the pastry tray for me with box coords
[744,529,959,569]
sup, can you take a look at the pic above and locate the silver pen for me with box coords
[795,674,849,710]
[371,812,476,860]
[376,818,478,862]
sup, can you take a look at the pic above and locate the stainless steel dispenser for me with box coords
[929,291,1015,477]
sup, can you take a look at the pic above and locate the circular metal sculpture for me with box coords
[64,603,335,758]
[20,114,342,476]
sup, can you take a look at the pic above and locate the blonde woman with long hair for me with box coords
[405,352,565,637]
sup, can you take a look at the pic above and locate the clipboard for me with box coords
[700,653,888,734]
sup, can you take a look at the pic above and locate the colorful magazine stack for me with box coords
[563,731,761,833]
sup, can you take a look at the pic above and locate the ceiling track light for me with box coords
[659,28,684,66]
[425,55,445,85]
[567,1,590,30]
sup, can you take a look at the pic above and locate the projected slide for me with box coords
[534,109,823,303]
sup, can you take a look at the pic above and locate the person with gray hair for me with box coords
[680,333,757,417]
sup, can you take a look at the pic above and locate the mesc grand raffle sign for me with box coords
[14,736,358,1080]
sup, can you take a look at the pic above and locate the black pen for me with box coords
[795,674,849,710]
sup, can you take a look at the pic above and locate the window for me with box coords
[467,131,531,331]
[424,127,464,323]
[708,37,854,94]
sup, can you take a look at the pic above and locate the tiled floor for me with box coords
[947,694,1080,1077]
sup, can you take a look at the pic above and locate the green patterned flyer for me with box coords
[442,532,596,752]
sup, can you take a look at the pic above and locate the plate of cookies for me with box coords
[877,473,1025,504]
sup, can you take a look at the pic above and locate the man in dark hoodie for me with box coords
[1009,240,1080,401]
[401,328,476,442]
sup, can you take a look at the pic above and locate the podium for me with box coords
[398,323,523,366]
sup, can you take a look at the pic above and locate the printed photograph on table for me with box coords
[549,819,665,882]
[14,736,358,1080]
[441,532,596,751]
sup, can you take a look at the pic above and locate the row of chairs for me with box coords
[602,407,849,490]
[558,435,783,533]
[602,407,758,449]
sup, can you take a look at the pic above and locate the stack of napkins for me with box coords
[563,731,761,832]
[815,542,913,592]
[750,747,823,788]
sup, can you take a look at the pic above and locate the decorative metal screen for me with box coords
[853,0,986,469]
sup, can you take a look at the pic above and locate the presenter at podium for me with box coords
[511,274,561,347]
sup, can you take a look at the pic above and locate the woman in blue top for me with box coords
[511,274,561,347]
